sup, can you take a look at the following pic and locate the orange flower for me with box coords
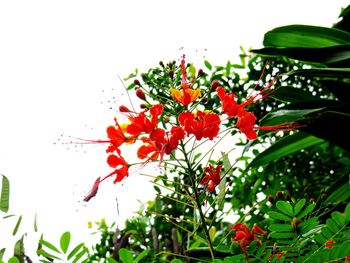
[178,110,221,141]
[170,55,200,106]
[231,223,266,256]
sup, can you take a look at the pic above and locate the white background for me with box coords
[0,0,348,260]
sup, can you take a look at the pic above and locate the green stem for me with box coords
[180,141,215,260]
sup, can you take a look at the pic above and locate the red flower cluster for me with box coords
[231,223,266,256]
[217,82,301,140]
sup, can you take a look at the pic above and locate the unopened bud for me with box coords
[201,97,208,103]
[119,105,131,113]
[159,61,164,67]
[141,73,148,82]
[285,193,291,201]
[211,80,220,90]
[310,197,316,203]
[140,103,148,109]
[163,116,170,123]
[276,191,283,198]
[133,79,140,85]
[268,195,274,203]
[136,88,146,101]
[197,69,204,77]
[168,70,174,79]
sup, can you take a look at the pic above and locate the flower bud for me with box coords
[119,105,131,113]
[136,88,146,101]
[268,195,274,203]
[197,69,204,77]
[168,70,174,79]
[201,97,208,103]
[285,193,291,201]
[211,80,220,90]
[159,61,164,67]
[140,103,148,109]
[310,197,316,203]
[133,79,140,86]
[276,191,283,198]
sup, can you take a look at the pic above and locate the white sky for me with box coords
[0,0,348,260]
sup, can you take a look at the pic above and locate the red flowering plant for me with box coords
[77,53,310,262]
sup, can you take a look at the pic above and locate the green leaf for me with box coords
[297,203,316,219]
[127,83,136,91]
[0,175,10,213]
[326,218,340,233]
[269,224,293,232]
[204,60,212,70]
[72,247,88,263]
[249,132,324,168]
[293,199,306,217]
[170,259,184,263]
[331,211,345,227]
[119,248,133,263]
[314,233,326,245]
[37,249,62,260]
[345,203,350,222]
[106,259,118,263]
[263,25,350,48]
[12,216,22,236]
[325,183,350,203]
[34,212,38,232]
[13,235,24,262]
[271,86,318,103]
[0,248,5,260]
[286,68,350,78]
[251,45,350,66]
[8,257,20,263]
[269,232,295,239]
[134,249,149,263]
[67,243,84,260]
[60,231,71,254]
[39,239,61,254]
[276,201,294,217]
[268,211,292,221]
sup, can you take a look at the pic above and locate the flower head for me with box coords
[170,55,201,106]
[231,223,266,255]
[200,164,222,192]
[217,87,239,118]
[126,104,164,137]
[178,110,221,141]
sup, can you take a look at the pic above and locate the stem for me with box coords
[180,141,215,260]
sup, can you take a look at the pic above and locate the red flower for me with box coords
[236,109,258,140]
[137,126,185,161]
[200,165,222,192]
[105,118,129,153]
[170,55,200,106]
[231,223,266,255]
[325,239,335,249]
[216,87,239,118]
[178,110,221,140]
[126,104,164,137]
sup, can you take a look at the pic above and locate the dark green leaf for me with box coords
[276,201,294,217]
[314,233,326,245]
[331,211,345,227]
[345,203,350,222]
[249,132,324,168]
[271,86,318,103]
[286,68,350,78]
[0,175,10,213]
[0,248,5,260]
[325,183,350,204]
[60,231,71,254]
[263,25,350,48]
[14,235,24,262]
[269,231,295,238]
[326,218,340,233]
